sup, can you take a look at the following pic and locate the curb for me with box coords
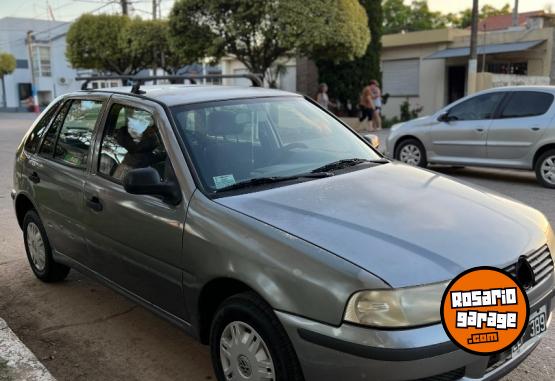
[0,318,56,381]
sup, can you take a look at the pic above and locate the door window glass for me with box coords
[448,93,505,121]
[24,100,61,153]
[54,99,104,167]
[500,91,554,118]
[39,100,71,156]
[98,104,171,182]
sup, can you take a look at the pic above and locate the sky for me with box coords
[0,0,554,22]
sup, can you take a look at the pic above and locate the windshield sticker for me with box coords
[213,174,236,189]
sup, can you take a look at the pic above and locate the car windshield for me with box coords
[171,97,381,193]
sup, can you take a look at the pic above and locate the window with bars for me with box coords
[32,45,52,77]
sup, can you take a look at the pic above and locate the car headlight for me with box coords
[344,281,449,328]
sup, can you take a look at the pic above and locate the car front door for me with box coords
[487,91,554,162]
[29,96,106,266]
[84,96,188,319]
[429,92,506,162]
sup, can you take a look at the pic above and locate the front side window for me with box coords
[500,91,554,118]
[448,92,505,121]
[24,100,61,153]
[172,97,381,193]
[99,104,170,182]
[53,100,103,167]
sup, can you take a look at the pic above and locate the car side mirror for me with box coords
[438,112,451,123]
[123,167,181,205]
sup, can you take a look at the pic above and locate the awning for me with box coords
[425,40,545,59]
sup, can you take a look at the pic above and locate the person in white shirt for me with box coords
[316,83,335,110]
[369,80,382,130]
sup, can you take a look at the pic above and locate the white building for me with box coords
[0,17,82,111]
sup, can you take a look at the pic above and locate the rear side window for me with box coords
[500,91,554,118]
[98,104,171,182]
[53,99,103,167]
[448,92,505,121]
[40,101,71,156]
[24,101,61,153]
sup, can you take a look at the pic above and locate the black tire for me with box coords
[535,149,555,188]
[394,138,428,167]
[210,292,304,381]
[23,210,70,282]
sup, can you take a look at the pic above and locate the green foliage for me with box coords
[0,52,16,76]
[399,98,423,121]
[66,14,188,75]
[168,0,370,79]
[316,0,381,112]
[383,0,447,34]
[453,3,511,28]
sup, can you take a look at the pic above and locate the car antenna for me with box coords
[131,81,146,95]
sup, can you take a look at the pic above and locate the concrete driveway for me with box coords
[0,114,553,380]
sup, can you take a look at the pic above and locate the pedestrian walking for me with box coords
[315,83,335,110]
[358,85,375,131]
[370,80,382,130]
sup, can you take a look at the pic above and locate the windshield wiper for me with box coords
[217,172,333,192]
[310,158,389,174]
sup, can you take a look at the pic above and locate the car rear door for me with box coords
[27,95,107,267]
[487,90,554,162]
[84,95,188,319]
[429,92,506,161]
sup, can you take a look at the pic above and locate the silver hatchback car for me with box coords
[386,86,555,188]
[12,82,555,381]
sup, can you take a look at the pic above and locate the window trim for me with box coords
[36,96,108,170]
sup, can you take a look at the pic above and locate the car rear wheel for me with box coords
[535,149,555,188]
[210,292,303,381]
[23,210,70,282]
[395,139,428,167]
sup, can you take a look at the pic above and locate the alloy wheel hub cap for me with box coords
[541,155,555,185]
[220,321,275,380]
[400,144,421,165]
[26,222,46,271]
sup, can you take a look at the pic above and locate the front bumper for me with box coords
[277,280,554,381]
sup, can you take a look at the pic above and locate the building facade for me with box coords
[0,17,82,111]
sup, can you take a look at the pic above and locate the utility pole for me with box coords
[467,0,479,95]
[512,0,519,27]
[120,0,128,16]
[152,0,157,20]
[26,31,39,113]
[152,0,158,84]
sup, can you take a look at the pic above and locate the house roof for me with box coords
[425,39,546,59]
[477,11,550,31]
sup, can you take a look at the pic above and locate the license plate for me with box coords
[512,305,548,355]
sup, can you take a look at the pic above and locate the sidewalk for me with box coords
[0,318,55,381]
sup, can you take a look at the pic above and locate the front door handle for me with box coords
[86,196,103,212]
[29,172,40,184]
[476,128,485,132]
[531,127,541,131]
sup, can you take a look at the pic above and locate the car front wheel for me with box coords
[395,139,428,167]
[210,292,304,381]
[535,149,555,188]
[23,210,70,282]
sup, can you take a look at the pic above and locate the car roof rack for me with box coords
[76,73,263,92]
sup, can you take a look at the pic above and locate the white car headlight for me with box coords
[344,281,449,328]
[547,223,555,253]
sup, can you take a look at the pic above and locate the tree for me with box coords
[316,0,382,112]
[168,0,370,81]
[454,3,511,28]
[383,0,447,34]
[0,52,16,108]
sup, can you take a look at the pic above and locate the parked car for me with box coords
[12,81,555,381]
[386,86,555,188]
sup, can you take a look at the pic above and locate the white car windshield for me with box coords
[171,97,381,193]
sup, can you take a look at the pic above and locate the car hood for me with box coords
[216,163,548,287]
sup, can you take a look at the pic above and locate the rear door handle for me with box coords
[28,172,40,184]
[531,127,541,131]
[86,196,103,212]
[476,128,485,132]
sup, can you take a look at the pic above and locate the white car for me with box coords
[386,86,555,188]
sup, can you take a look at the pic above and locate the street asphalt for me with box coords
[0,113,553,380]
